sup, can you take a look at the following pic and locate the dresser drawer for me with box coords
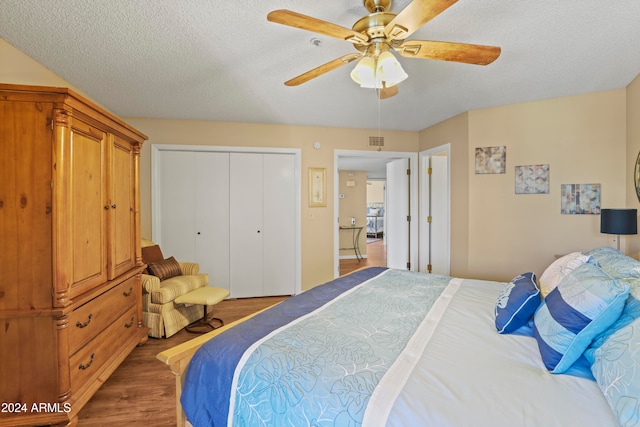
[68,276,137,355]
[69,305,138,392]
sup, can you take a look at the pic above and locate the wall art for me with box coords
[475,146,506,174]
[560,183,601,215]
[309,167,326,207]
[515,164,549,194]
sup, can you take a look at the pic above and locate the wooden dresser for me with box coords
[0,84,148,426]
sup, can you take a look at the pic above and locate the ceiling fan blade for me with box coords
[396,40,501,65]
[268,10,368,45]
[384,0,458,41]
[378,85,399,99]
[284,53,361,86]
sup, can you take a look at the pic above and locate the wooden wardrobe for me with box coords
[0,84,148,426]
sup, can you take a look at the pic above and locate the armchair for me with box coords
[141,239,209,338]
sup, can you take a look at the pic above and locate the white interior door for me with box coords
[230,153,264,298]
[430,155,450,275]
[195,152,230,290]
[263,153,296,296]
[386,158,410,270]
[420,145,451,275]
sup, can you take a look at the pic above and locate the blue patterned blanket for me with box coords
[182,268,451,427]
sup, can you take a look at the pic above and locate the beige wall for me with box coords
[127,118,418,290]
[0,39,104,108]
[338,170,368,258]
[0,37,418,291]
[627,74,640,258]
[420,90,628,282]
[367,181,385,204]
[3,36,640,289]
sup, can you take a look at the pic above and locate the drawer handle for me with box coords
[75,313,93,328]
[122,287,133,297]
[124,316,135,328]
[78,353,95,370]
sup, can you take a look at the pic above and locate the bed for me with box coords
[366,204,384,238]
[158,246,640,427]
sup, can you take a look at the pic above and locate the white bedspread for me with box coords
[364,278,618,427]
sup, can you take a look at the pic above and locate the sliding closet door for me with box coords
[157,151,230,291]
[229,152,296,298]
[157,150,196,260]
[156,148,298,298]
[195,152,230,290]
[230,153,264,298]
[263,153,296,296]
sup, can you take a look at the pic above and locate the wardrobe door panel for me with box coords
[69,120,108,296]
[195,152,230,291]
[263,154,296,296]
[230,153,264,298]
[109,135,136,279]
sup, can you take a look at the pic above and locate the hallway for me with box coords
[339,239,386,276]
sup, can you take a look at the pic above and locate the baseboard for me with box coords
[339,255,368,260]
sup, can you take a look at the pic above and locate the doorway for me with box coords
[334,150,419,278]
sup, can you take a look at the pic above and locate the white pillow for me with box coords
[539,252,590,297]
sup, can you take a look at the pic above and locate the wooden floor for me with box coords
[77,296,288,426]
[77,240,386,425]
[339,238,387,276]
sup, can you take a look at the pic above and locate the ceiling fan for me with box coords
[267,0,501,99]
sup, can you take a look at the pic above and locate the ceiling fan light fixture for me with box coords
[350,50,408,89]
[376,50,408,87]
[350,56,378,88]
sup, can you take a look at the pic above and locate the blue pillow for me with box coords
[495,272,540,334]
[533,263,631,374]
[586,306,640,426]
[586,288,640,362]
[585,246,640,280]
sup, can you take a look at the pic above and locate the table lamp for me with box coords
[600,208,637,251]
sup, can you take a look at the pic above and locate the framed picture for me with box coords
[560,183,601,215]
[309,167,326,207]
[515,164,550,194]
[475,146,506,174]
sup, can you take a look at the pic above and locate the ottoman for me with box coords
[174,286,230,333]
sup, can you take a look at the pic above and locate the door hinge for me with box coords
[427,264,432,273]
[50,119,54,130]
[407,215,411,222]
[406,168,411,175]
[427,216,432,223]
[406,262,411,270]
[427,167,432,175]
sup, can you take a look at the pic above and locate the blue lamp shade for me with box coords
[601,209,638,235]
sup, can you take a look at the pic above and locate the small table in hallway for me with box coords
[339,226,364,261]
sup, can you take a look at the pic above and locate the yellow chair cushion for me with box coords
[174,286,229,306]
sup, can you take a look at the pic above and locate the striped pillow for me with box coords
[148,256,182,281]
[533,262,630,373]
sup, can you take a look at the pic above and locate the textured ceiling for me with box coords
[1,1,640,132]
